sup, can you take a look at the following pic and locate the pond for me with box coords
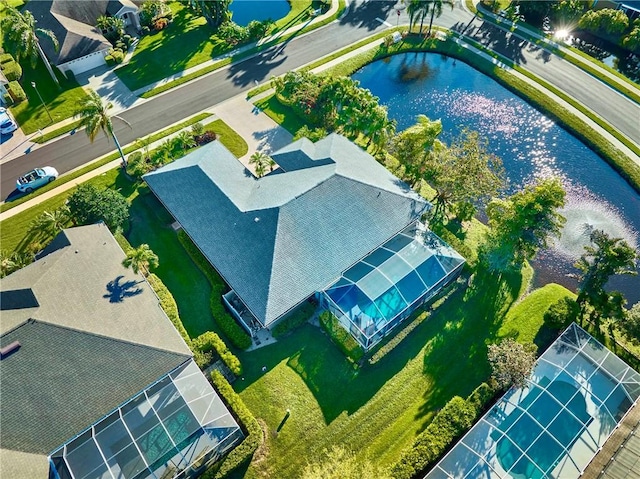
[229,0,291,27]
[352,53,640,305]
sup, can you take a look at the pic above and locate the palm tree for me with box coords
[1,4,60,86]
[28,207,70,239]
[122,244,159,276]
[175,131,196,153]
[249,152,275,178]
[75,89,131,167]
[426,0,454,36]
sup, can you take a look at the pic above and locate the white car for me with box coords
[0,107,18,135]
[16,167,59,193]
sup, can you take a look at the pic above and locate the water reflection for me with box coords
[352,53,640,304]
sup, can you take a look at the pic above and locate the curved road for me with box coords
[1,0,638,199]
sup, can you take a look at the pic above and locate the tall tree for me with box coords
[75,89,131,166]
[249,152,275,178]
[191,0,231,28]
[620,302,640,346]
[575,230,638,325]
[1,4,60,86]
[482,177,566,273]
[423,129,505,221]
[390,115,443,186]
[28,207,70,239]
[488,338,537,390]
[67,184,130,231]
[122,244,159,276]
[426,0,454,36]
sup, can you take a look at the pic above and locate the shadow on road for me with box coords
[226,44,288,87]
[339,0,396,31]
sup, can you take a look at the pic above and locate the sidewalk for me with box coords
[0,0,341,164]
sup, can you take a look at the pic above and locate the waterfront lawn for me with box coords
[236,258,537,478]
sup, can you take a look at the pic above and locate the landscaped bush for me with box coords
[192,331,243,376]
[205,371,263,479]
[1,60,22,81]
[194,130,217,145]
[0,52,13,64]
[271,300,317,337]
[141,25,151,35]
[578,8,629,36]
[126,150,151,179]
[111,49,125,64]
[544,296,579,329]
[8,80,26,103]
[146,273,192,346]
[153,17,169,31]
[319,311,364,364]
[218,21,250,46]
[177,230,252,350]
[392,383,495,479]
[247,19,273,39]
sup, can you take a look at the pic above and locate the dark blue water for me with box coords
[229,0,291,27]
[352,53,640,304]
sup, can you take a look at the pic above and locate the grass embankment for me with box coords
[0,113,212,214]
[139,0,346,98]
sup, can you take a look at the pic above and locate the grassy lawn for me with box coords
[254,95,306,134]
[116,1,313,91]
[236,262,542,478]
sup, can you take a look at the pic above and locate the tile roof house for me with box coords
[144,134,465,350]
[24,0,140,77]
[0,224,243,479]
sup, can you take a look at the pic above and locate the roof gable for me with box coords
[145,135,429,325]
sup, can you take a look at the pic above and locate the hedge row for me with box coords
[204,371,263,479]
[192,331,242,376]
[319,311,364,364]
[177,230,252,350]
[8,80,25,102]
[146,273,191,345]
[392,383,495,479]
[271,300,316,337]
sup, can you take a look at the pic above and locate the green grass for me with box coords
[8,59,88,134]
[0,113,212,214]
[205,119,248,157]
[32,120,82,144]
[498,283,575,351]
[254,94,306,134]
[236,263,533,478]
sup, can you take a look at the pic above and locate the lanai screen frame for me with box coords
[320,222,465,350]
[49,360,244,479]
[424,323,640,479]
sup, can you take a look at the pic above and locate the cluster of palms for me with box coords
[273,71,396,152]
[405,0,454,37]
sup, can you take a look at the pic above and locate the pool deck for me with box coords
[582,400,640,478]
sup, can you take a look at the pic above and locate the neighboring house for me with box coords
[144,134,465,350]
[424,323,640,479]
[25,0,140,77]
[0,224,244,479]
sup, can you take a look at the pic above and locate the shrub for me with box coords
[392,383,495,479]
[104,54,115,66]
[544,296,579,329]
[177,230,252,350]
[8,80,26,103]
[578,8,629,35]
[146,273,192,346]
[623,26,640,51]
[271,300,316,337]
[319,311,364,363]
[153,17,169,30]
[205,371,263,478]
[195,130,217,145]
[126,150,150,179]
[3,93,14,106]
[1,60,22,81]
[115,41,126,51]
[192,331,242,376]
[67,184,130,231]
[247,19,272,39]
[218,21,250,46]
[122,34,134,48]
[141,25,151,35]
[0,52,14,64]
[191,121,205,137]
[111,50,125,64]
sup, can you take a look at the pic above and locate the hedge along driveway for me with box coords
[115,1,313,92]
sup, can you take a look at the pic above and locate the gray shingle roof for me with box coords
[144,134,429,326]
[0,319,190,455]
[25,0,112,65]
[0,223,192,356]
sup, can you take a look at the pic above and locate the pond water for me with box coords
[229,0,291,27]
[352,53,640,305]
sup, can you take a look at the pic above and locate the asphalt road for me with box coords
[1,1,638,199]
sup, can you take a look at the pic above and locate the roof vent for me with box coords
[0,341,21,359]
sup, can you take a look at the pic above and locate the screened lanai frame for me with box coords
[424,323,640,479]
[49,360,244,479]
[320,222,465,350]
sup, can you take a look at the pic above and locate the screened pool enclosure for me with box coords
[320,222,465,349]
[49,360,243,479]
[425,323,640,479]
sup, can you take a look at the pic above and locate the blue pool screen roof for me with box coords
[424,323,640,479]
[323,222,464,340]
[50,360,243,479]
